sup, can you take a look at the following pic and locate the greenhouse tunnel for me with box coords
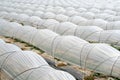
[0,19,120,78]
[0,39,76,80]
[0,0,120,79]
[0,2,120,30]
[1,12,120,47]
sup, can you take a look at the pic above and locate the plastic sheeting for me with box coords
[1,0,120,9]
[0,39,76,80]
[0,8,119,30]
[1,12,120,47]
[0,2,119,20]
[0,0,117,9]
[1,3,120,30]
[0,19,120,78]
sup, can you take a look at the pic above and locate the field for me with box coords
[0,0,120,80]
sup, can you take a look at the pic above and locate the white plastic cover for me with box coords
[1,12,120,47]
[0,19,120,78]
[0,39,76,80]
[0,5,120,30]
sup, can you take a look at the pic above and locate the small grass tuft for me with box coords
[84,74,95,80]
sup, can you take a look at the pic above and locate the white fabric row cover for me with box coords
[1,1,120,16]
[0,4,120,22]
[0,6,120,24]
[0,19,120,78]
[1,12,120,47]
[0,39,75,80]
[0,7,120,30]
[0,0,119,10]
[0,5,120,21]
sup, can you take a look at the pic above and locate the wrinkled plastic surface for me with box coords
[0,19,120,78]
[0,39,76,80]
